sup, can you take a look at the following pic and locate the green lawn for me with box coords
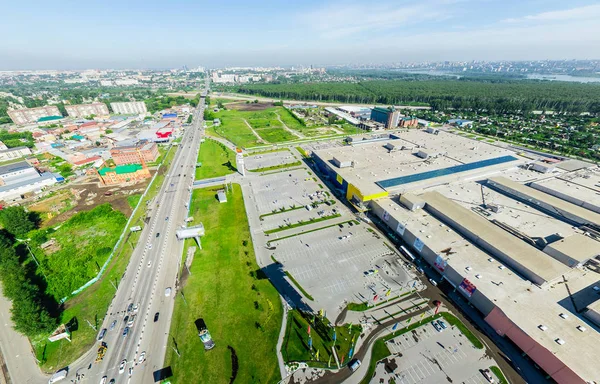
[127,194,142,209]
[195,139,237,180]
[30,204,127,301]
[165,184,282,384]
[254,127,297,143]
[248,160,302,173]
[282,310,362,368]
[208,116,262,148]
[33,145,177,373]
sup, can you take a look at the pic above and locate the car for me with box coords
[196,318,216,350]
[138,351,146,363]
[437,320,448,330]
[348,359,362,372]
[431,321,442,332]
[165,216,169,221]
[97,328,107,341]
[109,320,117,330]
[127,303,133,312]
[119,359,127,374]
[148,243,152,249]
[481,368,495,383]
[100,376,107,384]
[133,303,139,312]
[123,327,130,337]
[127,315,136,327]
[416,267,425,274]
[128,367,133,376]
[154,312,160,322]
[123,315,129,323]
[109,380,115,384]
[156,232,160,238]
[429,278,438,286]
[165,287,172,296]
[147,261,152,268]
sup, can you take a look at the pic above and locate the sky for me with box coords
[1,0,600,70]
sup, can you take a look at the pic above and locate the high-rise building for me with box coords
[65,103,109,118]
[370,107,400,129]
[8,106,61,125]
[110,101,147,114]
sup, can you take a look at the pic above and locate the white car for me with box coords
[165,287,172,297]
[147,261,152,268]
[119,359,127,374]
[148,243,153,249]
[100,377,107,384]
[138,351,146,364]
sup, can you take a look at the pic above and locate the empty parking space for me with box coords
[372,320,497,384]
[245,150,298,170]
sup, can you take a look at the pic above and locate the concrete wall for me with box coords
[531,181,600,214]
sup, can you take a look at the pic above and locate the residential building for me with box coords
[110,141,159,165]
[8,106,61,125]
[110,101,147,114]
[65,103,109,118]
[0,146,32,162]
[0,160,63,202]
[97,164,151,185]
[370,107,400,129]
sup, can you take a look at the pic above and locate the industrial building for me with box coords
[8,106,61,125]
[0,146,32,161]
[110,101,147,115]
[313,130,522,209]
[65,103,109,118]
[0,161,63,202]
[310,128,600,383]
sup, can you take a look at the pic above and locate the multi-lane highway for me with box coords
[62,80,209,384]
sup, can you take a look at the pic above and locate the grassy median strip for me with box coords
[165,184,282,383]
[264,213,341,234]
[490,366,508,384]
[267,220,360,245]
[244,147,290,157]
[249,161,302,173]
[295,146,309,158]
[284,271,314,301]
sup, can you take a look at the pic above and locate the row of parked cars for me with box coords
[431,319,448,332]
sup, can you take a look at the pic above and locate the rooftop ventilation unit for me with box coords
[559,313,569,319]
[475,274,482,279]
[577,325,586,332]
[555,338,565,345]
[538,325,548,331]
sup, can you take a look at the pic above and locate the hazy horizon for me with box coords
[2,0,600,71]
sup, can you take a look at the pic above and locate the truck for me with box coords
[48,369,68,383]
[196,318,215,350]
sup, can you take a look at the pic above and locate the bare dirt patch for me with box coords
[33,175,152,228]
[228,102,274,111]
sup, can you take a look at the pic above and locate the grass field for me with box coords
[127,194,142,209]
[208,116,262,148]
[165,184,283,384]
[31,204,127,301]
[33,145,178,373]
[254,127,296,142]
[282,310,362,368]
[195,139,237,179]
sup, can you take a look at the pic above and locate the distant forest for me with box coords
[232,79,600,114]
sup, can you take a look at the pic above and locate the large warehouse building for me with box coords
[65,103,109,118]
[311,128,600,383]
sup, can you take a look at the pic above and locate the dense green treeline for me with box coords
[234,80,600,113]
[145,94,199,113]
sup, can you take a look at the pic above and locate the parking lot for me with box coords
[269,222,413,316]
[261,204,342,232]
[245,150,299,170]
[250,168,324,214]
[372,319,499,384]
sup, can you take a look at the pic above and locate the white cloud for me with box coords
[503,4,600,23]
[298,1,456,39]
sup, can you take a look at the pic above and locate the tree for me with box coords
[0,207,36,238]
